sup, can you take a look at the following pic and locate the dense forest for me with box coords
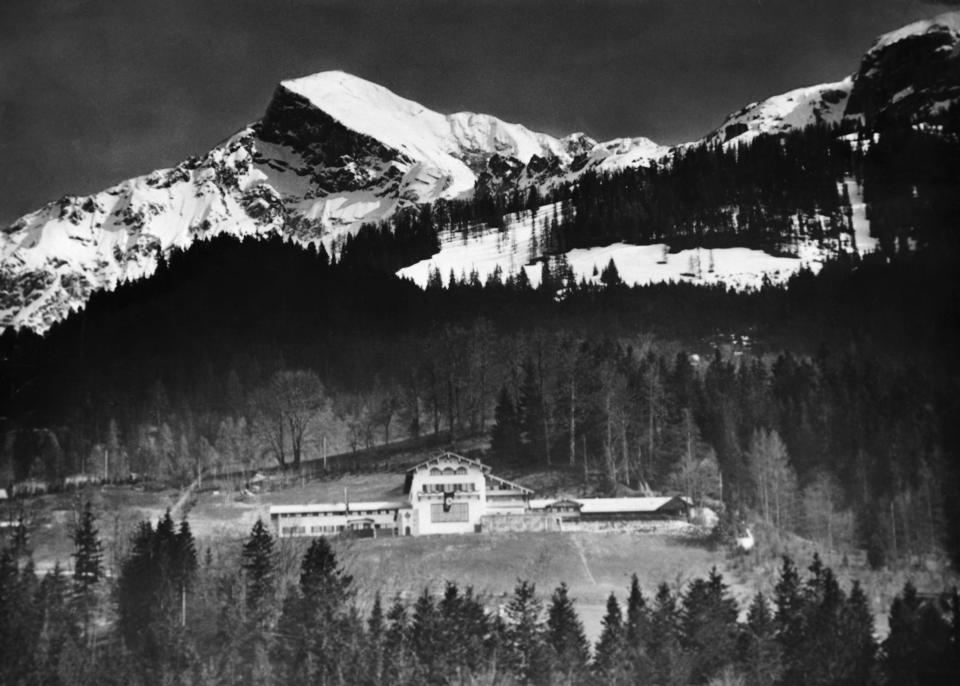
[2,509,959,685]
[2,116,959,570]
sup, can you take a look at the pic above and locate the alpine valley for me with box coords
[3,9,960,685]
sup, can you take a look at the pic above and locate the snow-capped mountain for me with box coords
[0,71,668,334]
[844,11,960,128]
[2,12,959,335]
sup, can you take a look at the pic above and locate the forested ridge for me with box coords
[3,509,960,685]
[2,117,959,570]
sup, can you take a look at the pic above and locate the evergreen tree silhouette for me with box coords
[546,582,590,682]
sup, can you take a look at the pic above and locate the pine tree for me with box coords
[625,574,653,681]
[649,582,691,686]
[411,587,442,683]
[503,580,548,685]
[518,358,547,464]
[71,501,103,639]
[491,385,522,463]
[367,592,386,686]
[384,595,412,685]
[838,580,876,686]
[546,582,590,683]
[883,581,922,686]
[594,592,628,683]
[241,518,275,615]
[300,536,354,611]
[774,556,807,686]
[681,568,739,683]
[72,502,103,595]
[739,592,783,686]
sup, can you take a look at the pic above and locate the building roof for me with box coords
[270,501,405,515]
[528,498,582,509]
[406,451,491,474]
[529,496,687,514]
[485,473,534,495]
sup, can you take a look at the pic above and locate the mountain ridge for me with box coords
[2,11,959,334]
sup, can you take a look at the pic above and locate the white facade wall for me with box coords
[407,457,487,535]
[271,502,401,538]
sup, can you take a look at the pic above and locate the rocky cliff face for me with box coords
[845,12,960,129]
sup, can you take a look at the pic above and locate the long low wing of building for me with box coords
[270,500,408,538]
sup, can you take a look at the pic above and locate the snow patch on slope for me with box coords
[707,79,853,146]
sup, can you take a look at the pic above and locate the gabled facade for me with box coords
[403,452,531,535]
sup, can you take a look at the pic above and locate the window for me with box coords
[430,503,469,523]
[430,468,442,476]
[442,467,455,476]
[456,466,468,475]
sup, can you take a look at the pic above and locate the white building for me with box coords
[271,452,531,538]
[270,501,405,538]
[269,452,687,539]
[401,452,532,535]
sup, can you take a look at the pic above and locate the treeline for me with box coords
[550,125,854,254]
[484,332,952,568]
[424,119,960,262]
[1,236,958,565]
[3,510,960,685]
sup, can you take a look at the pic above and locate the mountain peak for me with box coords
[869,10,960,54]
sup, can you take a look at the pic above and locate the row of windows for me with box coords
[279,509,395,518]
[281,524,388,536]
[421,482,476,493]
[430,502,470,523]
[429,466,469,476]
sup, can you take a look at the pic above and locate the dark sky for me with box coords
[0,0,954,226]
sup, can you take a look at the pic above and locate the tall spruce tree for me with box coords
[546,582,590,682]
[625,574,654,682]
[739,592,783,686]
[774,556,807,686]
[71,501,103,639]
[649,582,692,686]
[241,518,275,615]
[681,568,739,683]
[594,592,628,684]
[491,385,522,463]
[503,580,549,685]
[411,587,442,684]
[838,580,877,686]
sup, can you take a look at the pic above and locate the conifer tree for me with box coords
[367,592,386,686]
[241,518,275,615]
[838,580,876,686]
[503,580,549,685]
[649,582,692,686]
[546,582,590,682]
[883,581,922,686]
[681,568,739,683]
[739,592,783,686]
[71,501,103,638]
[594,592,628,683]
[411,587,442,683]
[384,595,412,685]
[491,385,522,463]
[72,502,103,595]
[625,574,654,681]
[774,556,807,686]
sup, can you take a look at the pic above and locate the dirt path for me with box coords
[571,535,597,586]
